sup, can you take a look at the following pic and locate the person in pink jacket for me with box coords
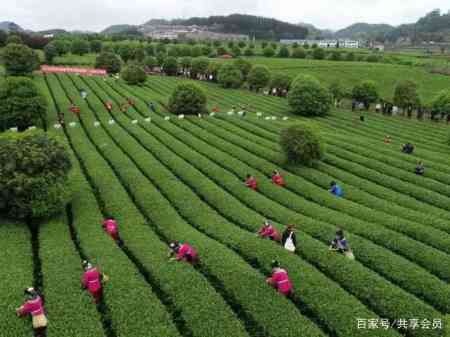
[266,260,293,297]
[168,241,199,264]
[257,220,281,242]
[102,217,123,246]
[81,261,103,304]
[16,287,48,337]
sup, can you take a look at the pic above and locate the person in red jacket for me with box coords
[168,241,199,264]
[16,288,48,337]
[266,260,293,297]
[102,217,123,246]
[105,101,113,112]
[69,103,81,117]
[245,174,258,190]
[81,261,104,304]
[271,170,285,187]
[257,220,281,242]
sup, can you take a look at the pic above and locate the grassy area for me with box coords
[52,53,97,66]
[240,57,450,103]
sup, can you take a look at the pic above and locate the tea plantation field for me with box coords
[3,73,450,337]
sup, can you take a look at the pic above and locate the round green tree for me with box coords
[393,80,420,110]
[330,50,342,61]
[6,34,23,45]
[144,56,158,70]
[329,81,346,104]
[346,52,355,61]
[277,46,290,58]
[244,48,254,56]
[121,62,147,85]
[313,48,326,60]
[217,63,242,88]
[90,40,103,53]
[168,83,207,115]
[71,39,90,55]
[0,130,72,220]
[431,89,450,120]
[280,124,324,166]
[247,65,271,91]
[44,42,58,64]
[191,57,209,77]
[291,48,306,59]
[1,43,39,76]
[263,46,275,57]
[233,58,253,80]
[0,77,47,131]
[95,52,122,74]
[179,56,192,72]
[162,56,179,76]
[288,75,332,117]
[270,73,292,92]
[352,81,379,109]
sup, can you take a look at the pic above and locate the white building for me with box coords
[280,39,361,49]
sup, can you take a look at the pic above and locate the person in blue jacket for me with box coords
[329,181,343,197]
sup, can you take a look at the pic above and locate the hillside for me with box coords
[142,14,308,40]
[101,24,138,35]
[0,21,23,32]
[298,22,334,39]
[334,23,394,40]
[387,9,450,42]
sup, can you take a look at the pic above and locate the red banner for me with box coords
[40,65,107,76]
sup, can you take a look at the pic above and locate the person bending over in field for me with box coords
[329,181,343,197]
[102,217,123,246]
[271,170,285,187]
[282,224,297,252]
[105,101,113,112]
[16,287,48,337]
[69,103,81,117]
[329,229,354,260]
[266,260,293,297]
[415,161,425,176]
[80,89,88,100]
[257,220,281,242]
[401,143,414,154]
[245,174,258,191]
[384,135,392,144]
[168,241,199,265]
[82,261,107,304]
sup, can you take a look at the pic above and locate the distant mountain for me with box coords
[37,29,68,36]
[297,22,334,39]
[101,24,137,35]
[334,23,395,40]
[386,9,450,42]
[142,14,308,40]
[0,21,24,32]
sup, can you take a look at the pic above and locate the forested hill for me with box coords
[145,14,308,40]
[386,9,450,42]
[334,23,394,40]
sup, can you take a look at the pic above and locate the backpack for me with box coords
[284,232,296,252]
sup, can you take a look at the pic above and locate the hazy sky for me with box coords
[2,0,449,32]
